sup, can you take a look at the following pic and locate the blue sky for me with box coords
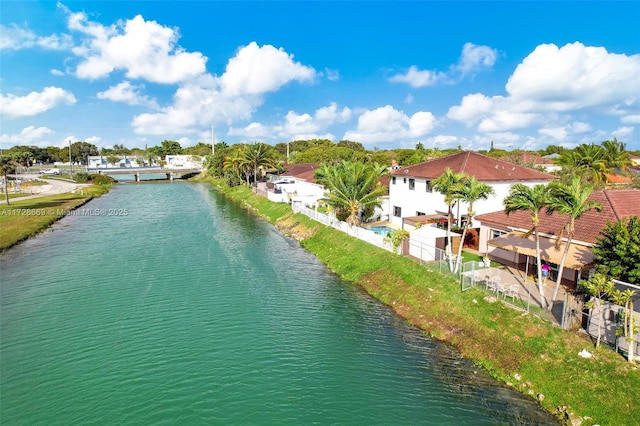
[1,1,639,152]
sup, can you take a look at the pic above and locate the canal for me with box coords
[0,182,558,424]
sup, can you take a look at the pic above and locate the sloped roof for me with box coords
[390,150,555,182]
[476,188,640,245]
[281,163,319,183]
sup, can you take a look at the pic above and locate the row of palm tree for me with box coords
[556,139,632,187]
[503,177,602,310]
[430,168,495,274]
[222,143,277,186]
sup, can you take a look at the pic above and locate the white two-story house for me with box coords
[388,151,556,231]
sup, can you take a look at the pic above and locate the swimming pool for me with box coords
[367,226,394,237]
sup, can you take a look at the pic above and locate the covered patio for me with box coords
[486,231,595,291]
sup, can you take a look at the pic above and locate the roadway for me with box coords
[4,173,91,202]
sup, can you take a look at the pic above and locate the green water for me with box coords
[0,183,558,425]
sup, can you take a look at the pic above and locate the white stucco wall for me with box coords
[388,176,552,228]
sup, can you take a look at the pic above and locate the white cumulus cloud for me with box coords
[390,43,497,88]
[448,42,640,138]
[0,86,76,118]
[97,81,159,109]
[506,42,640,111]
[67,11,207,84]
[220,42,315,96]
[132,43,317,135]
[1,126,55,147]
[0,24,73,51]
[343,105,436,144]
[389,66,446,88]
[455,42,498,75]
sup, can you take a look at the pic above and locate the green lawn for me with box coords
[0,185,110,250]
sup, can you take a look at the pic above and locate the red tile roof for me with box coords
[476,188,640,245]
[390,151,555,182]
[282,163,319,182]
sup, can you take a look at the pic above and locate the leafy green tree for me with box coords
[113,144,131,156]
[106,155,120,166]
[319,161,388,226]
[579,273,615,348]
[70,142,99,165]
[504,183,552,308]
[594,216,640,284]
[0,155,17,205]
[337,140,365,151]
[451,177,495,273]
[159,140,183,156]
[385,229,410,254]
[546,177,602,307]
[431,168,466,272]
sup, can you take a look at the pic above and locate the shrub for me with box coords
[89,174,117,185]
[74,172,90,183]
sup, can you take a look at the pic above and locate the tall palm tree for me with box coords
[320,161,388,226]
[451,177,495,274]
[0,155,17,205]
[546,177,602,308]
[431,168,467,272]
[244,142,274,185]
[503,183,552,308]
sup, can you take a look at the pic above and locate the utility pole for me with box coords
[68,139,73,179]
[211,126,215,156]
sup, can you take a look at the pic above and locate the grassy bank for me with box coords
[0,184,111,251]
[199,176,639,426]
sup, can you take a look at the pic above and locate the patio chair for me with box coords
[496,283,507,299]
[507,284,519,302]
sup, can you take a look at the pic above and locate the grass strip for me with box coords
[0,184,111,251]
[207,176,640,424]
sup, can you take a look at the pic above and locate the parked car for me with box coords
[40,168,60,175]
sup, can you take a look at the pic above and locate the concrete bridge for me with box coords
[86,167,202,182]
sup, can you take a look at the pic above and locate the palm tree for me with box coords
[546,177,602,308]
[223,148,247,186]
[243,142,274,186]
[0,155,17,205]
[431,168,466,272]
[503,184,551,308]
[602,138,632,171]
[319,161,388,226]
[609,288,636,362]
[557,144,609,187]
[451,177,495,273]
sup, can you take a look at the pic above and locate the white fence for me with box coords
[291,203,395,253]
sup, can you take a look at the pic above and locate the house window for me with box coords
[393,206,402,217]
[409,178,415,190]
[403,177,406,183]
[491,229,507,239]
[426,180,432,192]
[392,176,396,185]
